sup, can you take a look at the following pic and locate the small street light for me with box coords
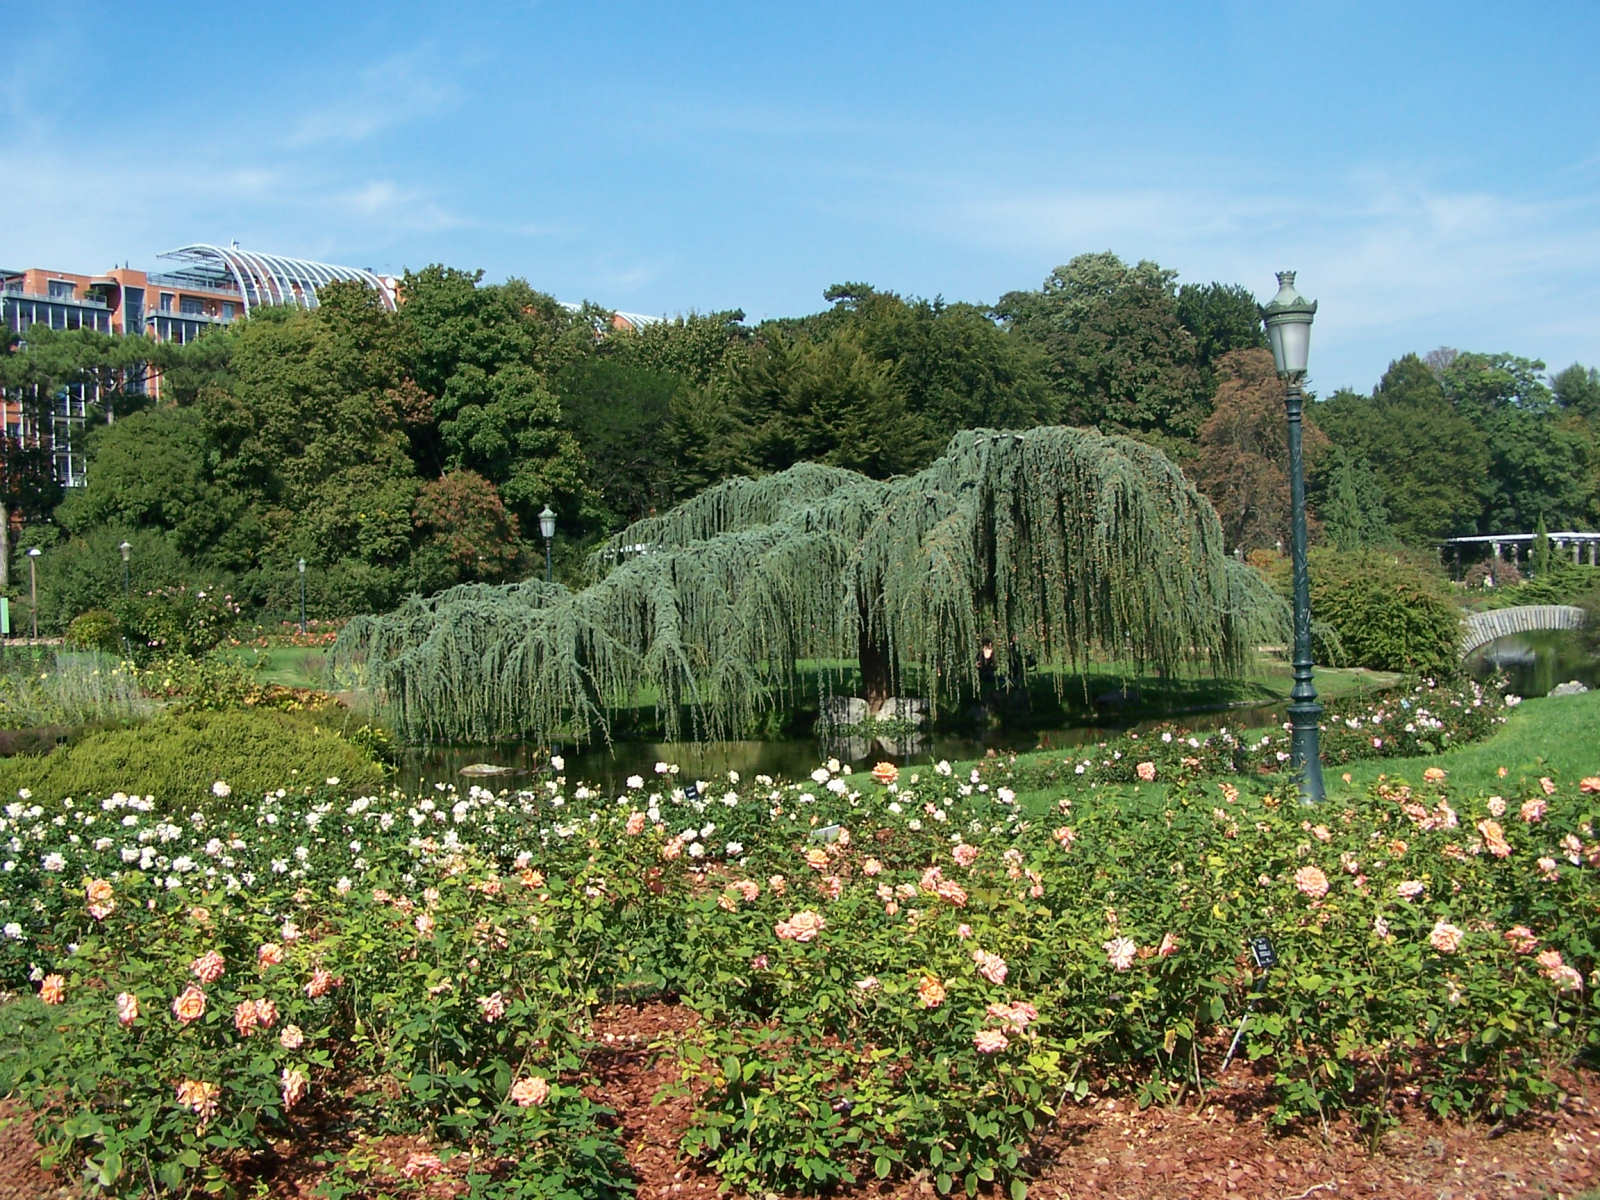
[538,504,557,584]
[27,547,41,640]
[119,540,132,599]
[1261,270,1325,804]
[297,558,307,635]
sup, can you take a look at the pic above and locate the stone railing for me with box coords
[1461,604,1586,655]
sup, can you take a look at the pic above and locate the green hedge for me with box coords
[1275,548,1463,677]
[0,709,386,808]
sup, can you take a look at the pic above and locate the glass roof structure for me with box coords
[155,243,396,316]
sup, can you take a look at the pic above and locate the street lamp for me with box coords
[119,541,132,599]
[27,547,41,640]
[538,504,557,584]
[296,558,307,635]
[1261,270,1325,804]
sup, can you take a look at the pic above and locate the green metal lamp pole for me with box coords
[119,541,132,599]
[297,558,307,635]
[1262,271,1326,804]
[538,505,557,584]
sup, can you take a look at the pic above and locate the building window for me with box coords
[159,292,174,313]
[47,280,76,300]
[222,302,236,320]
[179,296,204,316]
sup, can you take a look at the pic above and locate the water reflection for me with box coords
[1467,630,1599,699]
[399,701,1291,795]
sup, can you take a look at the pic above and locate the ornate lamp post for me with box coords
[1261,271,1325,804]
[539,505,557,584]
[297,558,307,635]
[27,547,41,640]
[119,541,132,599]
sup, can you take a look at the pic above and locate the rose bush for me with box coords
[1,736,1596,1196]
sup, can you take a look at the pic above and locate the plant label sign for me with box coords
[682,781,701,802]
[810,823,844,844]
[1250,935,1278,970]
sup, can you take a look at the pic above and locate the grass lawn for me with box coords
[216,645,328,689]
[1003,688,1599,818]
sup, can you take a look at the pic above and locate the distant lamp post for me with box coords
[1261,270,1325,804]
[538,505,557,584]
[27,547,41,640]
[297,558,307,635]
[119,541,132,599]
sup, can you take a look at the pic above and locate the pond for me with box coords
[1466,628,1599,700]
[397,699,1293,795]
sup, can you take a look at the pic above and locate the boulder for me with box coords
[819,696,869,728]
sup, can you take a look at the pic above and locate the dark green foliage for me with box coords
[1313,447,1393,551]
[1531,516,1552,578]
[335,427,1270,746]
[0,709,386,805]
[1316,359,1492,542]
[1552,363,1600,420]
[1277,549,1463,677]
[995,253,1207,438]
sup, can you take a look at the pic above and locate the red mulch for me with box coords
[4,999,1597,1199]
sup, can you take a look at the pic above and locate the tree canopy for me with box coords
[333,426,1264,746]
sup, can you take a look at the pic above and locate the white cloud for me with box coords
[280,48,460,148]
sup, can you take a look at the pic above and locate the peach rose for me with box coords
[916,975,946,1008]
[1135,761,1156,782]
[279,1024,305,1050]
[281,1065,310,1111]
[1429,920,1464,955]
[1293,866,1330,899]
[257,942,284,968]
[775,910,826,942]
[509,1075,550,1107]
[172,985,207,1024]
[973,1029,1009,1054]
[115,991,139,1026]
[175,1079,220,1124]
[190,950,225,984]
[39,974,65,1005]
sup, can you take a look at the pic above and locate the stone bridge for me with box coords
[1461,604,1586,655]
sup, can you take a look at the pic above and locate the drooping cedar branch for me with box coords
[333,428,1281,746]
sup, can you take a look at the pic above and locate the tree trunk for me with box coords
[857,616,892,714]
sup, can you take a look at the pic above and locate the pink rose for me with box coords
[1519,797,1547,823]
[973,1029,1009,1054]
[775,910,826,942]
[115,991,139,1027]
[253,997,278,1029]
[257,942,284,968]
[190,950,225,984]
[280,1023,306,1050]
[1157,932,1179,958]
[1504,925,1539,955]
[1135,761,1156,783]
[972,949,1008,985]
[401,1152,443,1180]
[952,843,980,868]
[304,967,335,998]
[1429,921,1465,955]
[1104,936,1137,971]
[1396,880,1425,899]
[478,992,507,1022]
[625,811,647,836]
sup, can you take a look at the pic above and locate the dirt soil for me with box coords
[3,999,1596,1199]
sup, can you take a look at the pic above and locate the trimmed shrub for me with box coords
[1274,548,1463,677]
[64,608,123,654]
[0,708,386,807]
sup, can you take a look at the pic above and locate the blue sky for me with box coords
[6,1,1598,396]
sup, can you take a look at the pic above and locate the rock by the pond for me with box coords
[819,696,869,728]
[459,762,520,778]
[1550,680,1591,697]
[876,696,929,726]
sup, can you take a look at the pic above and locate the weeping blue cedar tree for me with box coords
[332,427,1282,746]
